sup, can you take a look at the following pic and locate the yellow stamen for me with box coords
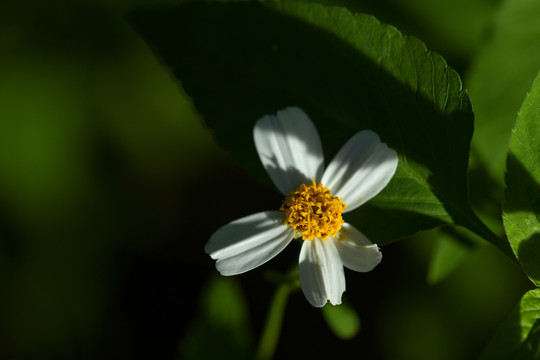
[279,179,347,241]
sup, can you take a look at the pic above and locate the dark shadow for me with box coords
[345,203,447,245]
[505,153,540,213]
[504,154,540,282]
[440,224,479,248]
[468,148,505,229]
[0,206,23,263]
[517,234,540,286]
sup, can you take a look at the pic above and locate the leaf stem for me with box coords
[459,210,517,263]
[255,281,294,360]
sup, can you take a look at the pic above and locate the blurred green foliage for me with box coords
[1,0,224,358]
[0,0,535,359]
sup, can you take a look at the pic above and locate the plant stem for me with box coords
[460,210,517,263]
[255,282,292,360]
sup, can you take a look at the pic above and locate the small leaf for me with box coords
[480,289,540,360]
[503,70,540,286]
[130,1,506,252]
[322,299,361,340]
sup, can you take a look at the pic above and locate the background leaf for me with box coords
[503,70,540,286]
[426,226,479,285]
[480,289,540,360]
[321,299,361,340]
[130,1,505,252]
[466,0,540,222]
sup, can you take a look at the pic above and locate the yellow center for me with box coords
[279,179,347,241]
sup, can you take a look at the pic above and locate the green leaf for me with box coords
[503,70,540,286]
[322,299,361,340]
[467,0,540,188]
[480,289,540,360]
[179,275,253,360]
[426,226,479,285]
[130,1,507,252]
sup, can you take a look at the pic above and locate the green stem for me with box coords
[459,210,517,263]
[255,282,292,360]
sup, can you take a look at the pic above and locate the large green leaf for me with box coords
[503,70,540,286]
[480,289,540,360]
[467,0,540,193]
[130,1,506,251]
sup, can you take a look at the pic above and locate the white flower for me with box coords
[205,107,398,307]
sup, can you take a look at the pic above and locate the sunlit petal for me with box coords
[254,107,324,195]
[205,211,295,276]
[334,223,382,272]
[299,238,345,307]
[322,130,398,212]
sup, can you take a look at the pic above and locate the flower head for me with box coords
[280,178,347,241]
[205,107,398,307]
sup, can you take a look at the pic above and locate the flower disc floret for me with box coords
[280,179,347,241]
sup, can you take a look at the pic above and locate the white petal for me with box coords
[299,238,345,307]
[253,107,324,195]
[334,223,382,272]
[321,130,398,212]
[205,211,295,276]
